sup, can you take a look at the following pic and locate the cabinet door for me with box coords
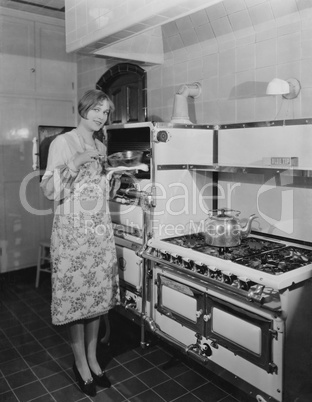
[109,73,144,123]
[36,98,76,127]
[35,22,76,97]
[0,16,36,93]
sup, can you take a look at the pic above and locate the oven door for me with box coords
[205,294,276,373]
[155,272,205,334]
[116,245,142,292]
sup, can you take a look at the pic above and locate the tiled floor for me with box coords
[0,268,253,402]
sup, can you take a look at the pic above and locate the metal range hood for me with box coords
[65,0,222,64]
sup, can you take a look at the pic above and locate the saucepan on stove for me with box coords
[107,150,143,167]
[204,209,258,248]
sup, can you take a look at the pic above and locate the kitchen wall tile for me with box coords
[202,76,219,101]
[174,61,189,85]
[148,66,163,89]
[300,87,312,117]
[162,105,172,122]
[75,1,87,28]
[255,25,277,41]
[173,48,189,64]
[236,33,256,47]
[236,97,255,122]
[185,43,203,61]
[219,73,236,99]
[193,99,204,124]
[277,32,301,64]
[195,23,215,42]
[203,53,219,76]
[180,28,199,47]
[218,99,236,123]
[64,6,75,34]
[223,0,247,15]
[228,10,254,39]
[236,70,256,98]
[297,1,312,19]
[162,85,175,108]
[277,21,301,36]
[162,21,179,37]
[162,65,175,87]
[236,43,255,72]
[270,0,298,19]
[218,39,236,52]
[190,10,209,27]
[200,40,219,56]
[244,0,267,7]
[301,59,312,87]
[277,61,301,81]
[187,57,203,82]
[176,15,194,32]
[149,88,163,109]
[255,96,277,121]
[211,17,235,43]
[219,48,236,77]
[202,100,220,124]
[256,38,277,69]
[205,1,227,21]
[167,34,184,52]
[301,36,312,59]
[248,2,274,28]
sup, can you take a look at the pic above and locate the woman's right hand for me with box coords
[73,150,101,169]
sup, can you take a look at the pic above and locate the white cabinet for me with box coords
[0,10,77,273]
[35,22,75,97]
[0,15,76,97]
[0,16,35,94]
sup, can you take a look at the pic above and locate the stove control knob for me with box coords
[202,343,212,357]
[156,130,170,142]
[182,257,191,269]
[203,313,211,322]
[160,249,168,260]
[171,252,180,264]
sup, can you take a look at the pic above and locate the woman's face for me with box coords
[83,99,110,131]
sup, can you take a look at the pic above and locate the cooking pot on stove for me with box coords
[204,209,258,248]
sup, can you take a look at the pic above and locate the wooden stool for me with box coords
[35,240,51,288]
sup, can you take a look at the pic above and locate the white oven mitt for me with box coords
[106,163,149,180]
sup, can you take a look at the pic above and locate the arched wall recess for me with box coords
[96,63,147,124]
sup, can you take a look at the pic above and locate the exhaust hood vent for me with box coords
[171,83,202,124]
[65,0,222,63]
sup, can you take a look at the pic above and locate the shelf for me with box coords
[188,164,312,177]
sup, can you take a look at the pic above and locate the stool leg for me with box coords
[35,245,42,288]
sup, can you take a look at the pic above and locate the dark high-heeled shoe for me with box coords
[90,368,111,388]
[73,363,96,397]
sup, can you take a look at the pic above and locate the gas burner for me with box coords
[163,234,285,261]
[236,246,312,274]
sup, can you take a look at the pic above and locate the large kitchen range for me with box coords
[106,119,312,402]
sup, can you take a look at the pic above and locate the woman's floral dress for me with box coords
[40,130,119,325]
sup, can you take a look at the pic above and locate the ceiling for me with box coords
[0,0,65,19]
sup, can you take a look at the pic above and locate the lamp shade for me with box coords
[266,78,290,95]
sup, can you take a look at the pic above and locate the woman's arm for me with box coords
[40,135,79,201]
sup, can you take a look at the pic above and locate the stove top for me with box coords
[162,234,312,275]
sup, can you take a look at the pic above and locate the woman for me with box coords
[41,89,120,397]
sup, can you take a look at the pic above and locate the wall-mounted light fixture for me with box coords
[266,78,301,99]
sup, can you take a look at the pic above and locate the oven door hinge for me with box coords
[268,362,278,374]
[269,329,278,340]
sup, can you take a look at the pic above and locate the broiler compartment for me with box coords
[154,271,205,335]
[205,294,277,372]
